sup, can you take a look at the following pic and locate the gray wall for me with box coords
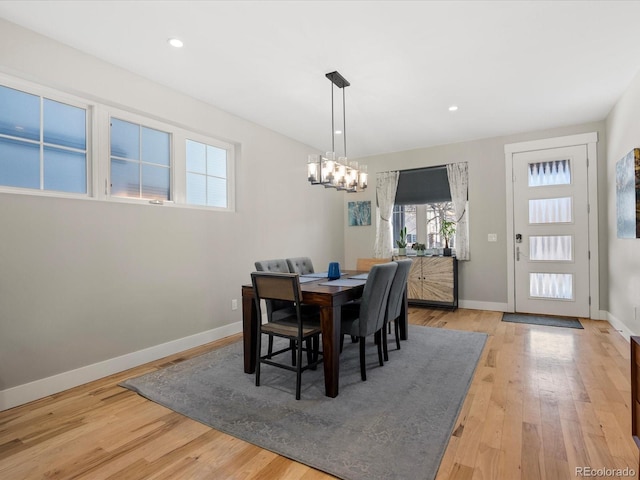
[345,122,608,309]
[0,19,344,391]
[606,68,640,333]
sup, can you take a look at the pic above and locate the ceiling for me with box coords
[1,1,640,159]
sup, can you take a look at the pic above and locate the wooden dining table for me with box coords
[241,270,408,398]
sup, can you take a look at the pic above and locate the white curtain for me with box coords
[446,162,469,260]
[374,171,399,258]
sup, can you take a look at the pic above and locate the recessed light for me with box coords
[335,130,342,135]
[168,38,184,48]
[448,105,458,112]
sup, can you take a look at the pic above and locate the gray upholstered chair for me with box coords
[340,262,397,381]
[382,259,413,360]
[251,272,323,400]
[286,257,315,275]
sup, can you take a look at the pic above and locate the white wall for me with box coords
[605,69,640,335]
[345,121,608,311]
[0,19,344,407]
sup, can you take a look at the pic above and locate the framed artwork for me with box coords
[348,200,371,226]
[616,148,640,238]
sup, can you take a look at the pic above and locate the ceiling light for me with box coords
[448,105,458,112]
[168,38,184,48]
[307,71,367,193]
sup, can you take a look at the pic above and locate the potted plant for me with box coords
[412,242,426,256]
[440,218,456,256]
[396,226,407,255]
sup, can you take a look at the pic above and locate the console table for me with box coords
[397,256,458,309]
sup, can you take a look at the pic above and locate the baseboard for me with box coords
[606,311,636,341]
[458,300,509,312]
[0,321,243,412]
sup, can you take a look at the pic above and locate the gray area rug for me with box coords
[121,325,487,480]
[502,313,583,329]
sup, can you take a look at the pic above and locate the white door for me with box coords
[512,145,590,317]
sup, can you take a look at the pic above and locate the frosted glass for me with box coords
[0,85,39,141]
[0,137,40,189]
[207,176,227,207]
[44,146,86,193]
[529,273,573,300]
[529,235,572,261]
[111,118,139,159]
[187,172,207,205]
[206,145,226,178]
[142,164,170,200]
[528,159,571,186]
[529,197,572,224]
[111,159,139,197]
[43,99,86,150]
[142,127,169,166]
[186,140,206,174]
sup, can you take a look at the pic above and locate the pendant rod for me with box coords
[342,86,347,158]
[331,81,335,155]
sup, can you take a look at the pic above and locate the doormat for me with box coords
[502,313,583,329]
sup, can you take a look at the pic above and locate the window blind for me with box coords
[394,165,451,205]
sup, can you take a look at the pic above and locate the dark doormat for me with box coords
[502,313,583,329]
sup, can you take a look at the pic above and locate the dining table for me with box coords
[241,270,408,398]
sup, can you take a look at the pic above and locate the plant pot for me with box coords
[398,248,406,256]
[443,247,452,257]
[417,250,426,257]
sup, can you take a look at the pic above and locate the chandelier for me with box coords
[307,71,367,192]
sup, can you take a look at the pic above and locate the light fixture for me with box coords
[307,71,367,193]
[448,105,458,112]
[168,38,184,48]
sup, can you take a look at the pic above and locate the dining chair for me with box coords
[382,259,413,361]
[286,257,315,275]
[251,272,323,400]
[340,262,397,381]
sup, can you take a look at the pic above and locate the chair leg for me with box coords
[267,336,274,358]
[382,324,389,362]
[296,338,303,400]
[359,337,367,381]
[255,332,263,387]
[305,338,313,366]
[394,319,401,350]
[340,333,344,353]
[376,330,384,367]
[290,339,296,366]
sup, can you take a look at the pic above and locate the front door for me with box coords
[512,145,590,317]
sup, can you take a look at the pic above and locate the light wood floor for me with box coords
[0,308,636,479]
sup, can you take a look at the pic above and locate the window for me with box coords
[0,84,87,194]
[110,118,170,201]
[186,139,228,208]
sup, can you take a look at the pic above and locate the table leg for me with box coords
[320,305,341,398]
[242,292,257,374]
[399,287,409,340]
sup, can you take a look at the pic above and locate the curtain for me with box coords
[446,162,469,261]
[374,171,399,258]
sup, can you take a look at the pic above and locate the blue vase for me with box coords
[328,262,341,280]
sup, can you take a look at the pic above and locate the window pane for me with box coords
[111,158,139,197]
[142,126,169,166]
[187,172,206,205]
[110,118,139,159]
[529,273,573,300]
[528,159,571,187]
[0,137,40,188]
[44,146,86,193]
[0,85,40,141]
[142,164,170,200]
[207,176,227,207]
[528,197,572,224]
[43,99,86,150]
[186,139,206,174]
[529,235,572,261]
[206,145,226,177]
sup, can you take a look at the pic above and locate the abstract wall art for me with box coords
[348,200,371,226]
[616,148,640,238]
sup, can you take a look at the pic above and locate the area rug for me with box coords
[121,325,487,480]
[502,313,583,329]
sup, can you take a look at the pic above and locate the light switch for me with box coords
[488,233,498,242]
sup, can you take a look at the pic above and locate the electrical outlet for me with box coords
[231,299,238,311]
[488,233,498,242]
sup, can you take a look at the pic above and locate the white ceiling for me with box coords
[1,1,640,159]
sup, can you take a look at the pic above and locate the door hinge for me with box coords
[589,296,591,306]
[587,204,590,214]
[588,250,591,259]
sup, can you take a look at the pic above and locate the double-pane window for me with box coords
[186,139,228,208]
[0,85,87,193]
[110,118,170,201]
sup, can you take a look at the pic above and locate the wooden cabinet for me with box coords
[406,256,458,309]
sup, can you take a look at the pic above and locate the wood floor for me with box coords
[0,308,636,479]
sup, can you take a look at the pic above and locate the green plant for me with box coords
[396,226,407,248]
[439,218,456,248]
[411,243,426,251]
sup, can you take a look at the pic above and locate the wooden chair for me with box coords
[251,272,323,400]
[356,257,392,272]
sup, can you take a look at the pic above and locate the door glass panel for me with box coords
[529,197,572,224]
[529,235,573,261]
[529,273,573,300]
[528,159,571,186]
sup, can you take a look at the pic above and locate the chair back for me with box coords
[251,272,302,318]
[356,262,397,337]
[286,257,315,275]
[356,257,392,272]
[255,259,290,273]
[386,259,412,322]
